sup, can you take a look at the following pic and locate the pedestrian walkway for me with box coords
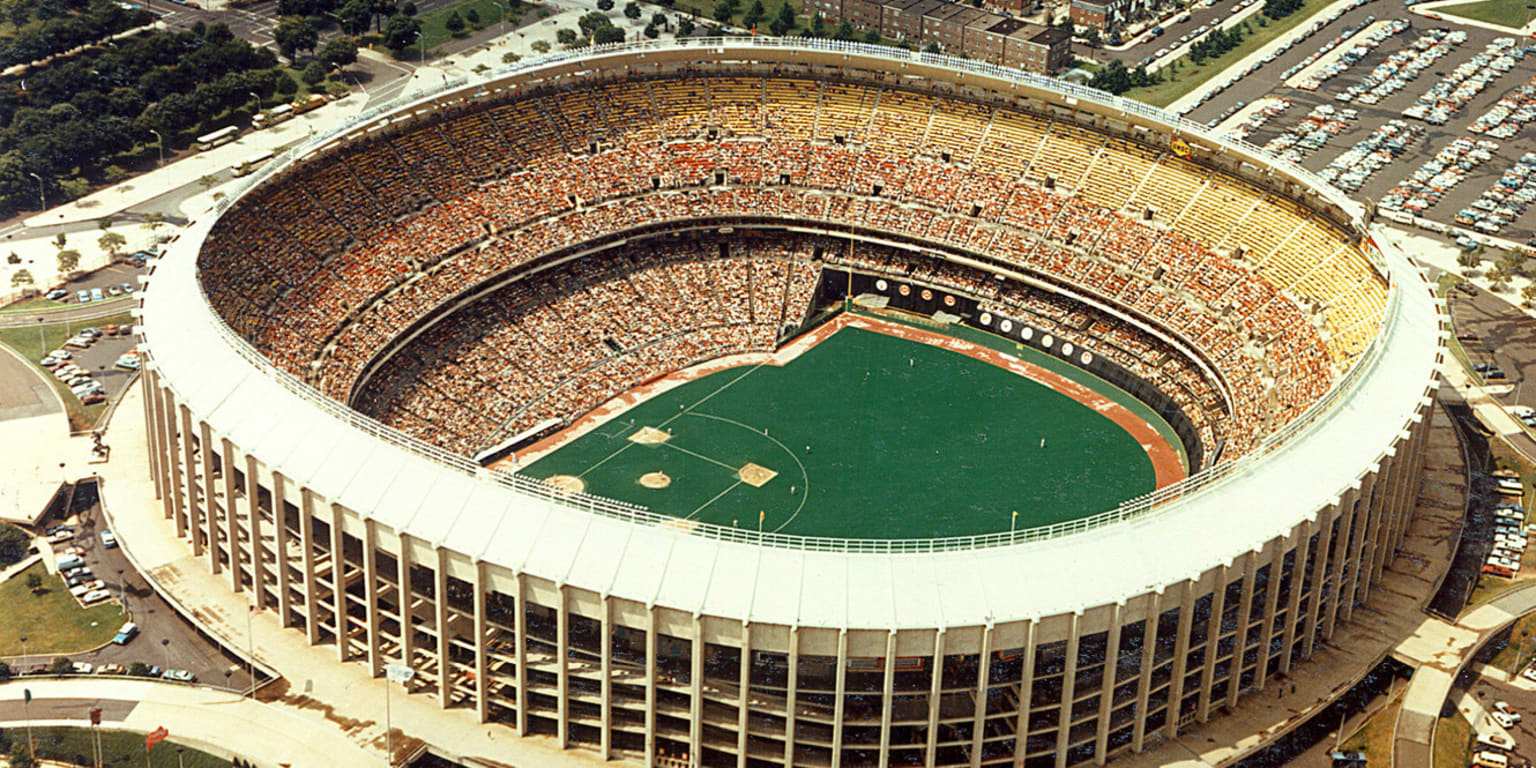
[0,678,375,767]
[95,381,622,768]
[1116,400,1467,768]
[0,340,87,526]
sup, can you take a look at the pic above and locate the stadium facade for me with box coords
[135,40,1445,768]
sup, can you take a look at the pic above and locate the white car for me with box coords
[1495,701,1521,721]
[1491,710,1519,728]
[80,588,111,605]
[71,661,93,674]
[1519,666,1536,683]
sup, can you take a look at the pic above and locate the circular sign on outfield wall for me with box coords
[1081,352,1093,364]
[1062,342,1073,356]
[899,284,910,296]
[944,295,955,306]
[979,312,992,325]
[876,279,888,291]
[921,289,933,301]
[999,319,1013,333]
[1021,328,1032,341]
[1042,334,1054,348]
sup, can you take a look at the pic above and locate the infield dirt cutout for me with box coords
[545,475,587,493]
[738,462,777,487]
[639,471,672,489]
[629,426,672,445]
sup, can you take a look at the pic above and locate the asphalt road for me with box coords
[1448,283,1536,425]
[10,497,258,691]
[1107,0,1259,66]
[1466,670,1536,765]
[0,696,138,723]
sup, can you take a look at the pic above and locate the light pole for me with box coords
[36,317,44,356]
[161,637,170,673]
[149,129,164,167]
[19,634,27,673]
[177,745,185,768]
[247,602,255,697]
[26,171,43,211]
[117,568,128,614]
[494,0,507,36]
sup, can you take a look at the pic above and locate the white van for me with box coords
[1474,750,1510,768]
[55,553,83,571]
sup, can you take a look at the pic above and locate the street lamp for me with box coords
[161,638,170,673]
[19,634,27,672]
[36,318,44,356]
[26,171,43,211]
[177,745,185,768]
[494,0,508,36]
[149,129,164,167]
[117,568,127,614]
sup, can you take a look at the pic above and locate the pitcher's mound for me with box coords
[629,426,672,445]
[738,463,777,487]
[639,471,672,489]
[545,475,586,493]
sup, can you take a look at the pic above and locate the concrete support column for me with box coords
[199,420,218,572]
[1131,591,1161,751]
[1302,505,1337,659]
[1350,472,1381,609]
[159,387,181,526]
[1013,620,1038,759]
[691,620,705,766]
[602,596,615,761]
[646,604,659,764]
[1322,488,1360,640]
[243,454,263,607]
[179,406,199,552]
[737,623,751,768]
[879,630,897,768]
[1228,552,1258,709]
[474,561,489,723]
[1163,583,1195,738]
[513,571,527,732]
[169,399,189,537]
[785,626,801,768]
[397,533,415,670]
[271,471,291,627]
[1280,521,1313,674]
[1095,604,1124,763]
[299,491,319,645]
[143,370,163,500]
[832,628,849,768]
[924,629,943,768]
[435,547,452,709]
[1197,566,1228,722]
[221,438,240,592]
[1254,538,1286,692]
[557,584,571,747]
[363,516,382,677]
[330,502,347,662]
[971,624,993,768]
[1055,613,1080,768]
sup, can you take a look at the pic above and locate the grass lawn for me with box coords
[26,726,231,768]
[670,0,808,35]
[1434,713,1474,768]
[0,562,125,656]
[0,297,62,312]
[1485,612,1536,673]
[405,0,535,56]
[0,310,134,431]
[1340,688,1404,761]
[1436,0,1536,29]
[1125,0,1340,107]
[526,320,1163,538]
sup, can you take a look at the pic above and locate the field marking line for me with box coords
[686,411,809,533]
[661,442,740,472]
[573,364,765,479]
[574,421,646,479]
[684,479,743,521]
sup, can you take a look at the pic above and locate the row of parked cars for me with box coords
[1454,153,1536,235]
[1290,17,1403,92]
[1219,97,1290,141]
[1483,487,1526,578]
[1338,28,1464,107]
[1381,137,1499,216]
[1404,37,1525,125]
[1262,104,1358,163]
[1319,119,1423,193]
[42,350,105,405]
[1470,76,1536,139]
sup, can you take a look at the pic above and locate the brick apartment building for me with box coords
[806,0,1073,74]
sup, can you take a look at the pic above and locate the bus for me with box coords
[231,150,274,177]
[252,103,293,129]
[196,126,239,151]
[291,94,326,115]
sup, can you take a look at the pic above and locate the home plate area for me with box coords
[737,462,777,487]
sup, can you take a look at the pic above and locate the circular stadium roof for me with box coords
[139,39,1444,629]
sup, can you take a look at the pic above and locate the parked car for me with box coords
[100,530,117,549]
[71,662,93,674]
[80,588,111,605]
[112,621,138,645]
[161,669,196,683]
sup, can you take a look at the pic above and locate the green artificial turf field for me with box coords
[523,324,1161,540]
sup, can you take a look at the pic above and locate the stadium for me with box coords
[134,38,1444,768]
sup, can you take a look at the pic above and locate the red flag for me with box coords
[146,726,168,751]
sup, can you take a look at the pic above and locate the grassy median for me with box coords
[20,727,231,768]
[0,561,124,656]
[1435,0,1536,28]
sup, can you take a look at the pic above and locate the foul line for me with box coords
[574,363,767,479]
[663,442,740,472]
[685,479,743,521]
[687,412,810,533]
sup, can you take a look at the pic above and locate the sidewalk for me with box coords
[0,678,375,768]
[95,380,623,768]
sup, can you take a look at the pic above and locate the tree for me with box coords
[712,0,732,21]
[444,9,465,34]
[401,0,416,13]
[277,74,300,95]
[0,660,11,680]
[833,18,854,39]
[623,0,640,17]
[531,38,551,52]
[142,212,166,234]
[128,662,152,676]
[52,232,65,249]
[742,0,764,26]
[643,22,658,36]
[338,0,371,33]
[597,0,613,8]
[25,573,42,593]
[594,24,625,42]
[676,15,694,35]
[10,740,36,768]
[0,523,27,565]
[806,11,823,35]
[9,267,31,290]
[56,249,79,276]
[318,36,359,70]
[502,51,522,62]
[767,1,793,34]
[50,656,73,674]
[465,7,480,25]
[99,231,127,259]
[383,13,422,49]
[302,60,327,85]
[652,11,666,25]
[273,17,319,62]
[1522,281,1536,307]
[556,27,578,45]
[1458,251,1482,269]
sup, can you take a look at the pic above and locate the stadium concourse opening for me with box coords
[512,310,1186,540]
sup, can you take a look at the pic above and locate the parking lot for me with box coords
[1182,4,1536,244]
